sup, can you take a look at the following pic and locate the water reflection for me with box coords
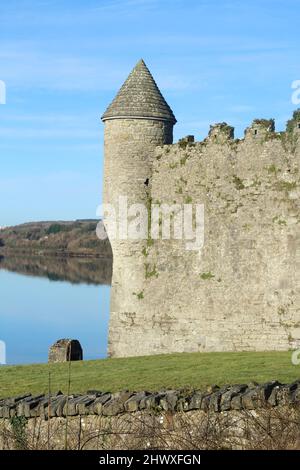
[0,255,112,364]
[0,254,112,286]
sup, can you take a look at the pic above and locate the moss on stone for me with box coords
[200,272,215,280]
[286,109,300,133]
[169,162,178,169]
[145,263,159,279]
[180,154,189,165]
[133,291,144,300]
[272,216,287,226]
[180,176,187,185]
[175,186,183,194]
[178,140,188,149]
[232,175,245,190]
[275,180,297,192]
[142,247,149,257]
[253,119,275,130]
[266,164,281,175]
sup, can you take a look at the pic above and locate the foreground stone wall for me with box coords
[1,380,300,449]
[2,380,300,419]
[108,114,300,356]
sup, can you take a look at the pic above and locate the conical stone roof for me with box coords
[102,59,176,124]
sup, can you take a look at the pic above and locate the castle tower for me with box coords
[102,59,176,357]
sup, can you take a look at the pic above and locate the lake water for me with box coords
[0,256,111,365]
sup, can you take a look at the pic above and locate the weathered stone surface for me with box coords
[242,382,281,409]
[62,396,82,416]
[48,396,68,418]
[242,389,264,410]
[124,392,149,412]
[24,395,45,418]
[2,406,11,419]
[2,381,300,420]
[102,60,300,358]
[209,388,229,412]
[159,391,179,411]
[231,394,243,410]
[188,391,204,410]
[220,385,248,411]
[290,381,300,403]
[268,385,284,407]
[102,391,133,416]
[93,393,112,415]
[39,392,64,419]
[17,395,43,417]
[176,390,204,412]
[139,393,160,411]
[200,393,212,412]
[48,339,83,363]
[76,397,96,415]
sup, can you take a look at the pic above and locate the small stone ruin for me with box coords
[48,339,83,363]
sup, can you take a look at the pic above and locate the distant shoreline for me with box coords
[0,247,109,259]
[0,219,112,260]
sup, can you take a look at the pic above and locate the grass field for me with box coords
[1,351,300,398]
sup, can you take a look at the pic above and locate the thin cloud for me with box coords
[0,44,192,92]
[0,127,100,139]
[229,105,255,113]
[0,113,97,124]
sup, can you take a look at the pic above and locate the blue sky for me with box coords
[0,0,299,226]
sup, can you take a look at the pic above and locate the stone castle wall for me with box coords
[107,113,300,357]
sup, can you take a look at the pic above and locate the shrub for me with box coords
[46,224,63,235]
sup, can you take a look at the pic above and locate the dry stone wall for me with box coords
[2,381,300,449]
[1,380,300,419]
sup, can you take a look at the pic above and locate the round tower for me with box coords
[101,59,176,357]
[102,59,176,209]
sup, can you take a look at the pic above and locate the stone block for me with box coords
[124,391,148,412]
[220,385,248,411]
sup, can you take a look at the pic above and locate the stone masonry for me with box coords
[1,380,300,419]
[48,339,83,363]
[102,59,300,357]
[2,381,300,450]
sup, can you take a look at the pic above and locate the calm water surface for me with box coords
[0,256,111,365]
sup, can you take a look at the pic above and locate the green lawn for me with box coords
[1,351,300,398]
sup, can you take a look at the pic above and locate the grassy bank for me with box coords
[1,351,299,398]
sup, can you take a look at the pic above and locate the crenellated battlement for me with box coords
[174,111,300,148]
[287,109,300,134]
[103,60,300,358]
[208,122,235,142]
